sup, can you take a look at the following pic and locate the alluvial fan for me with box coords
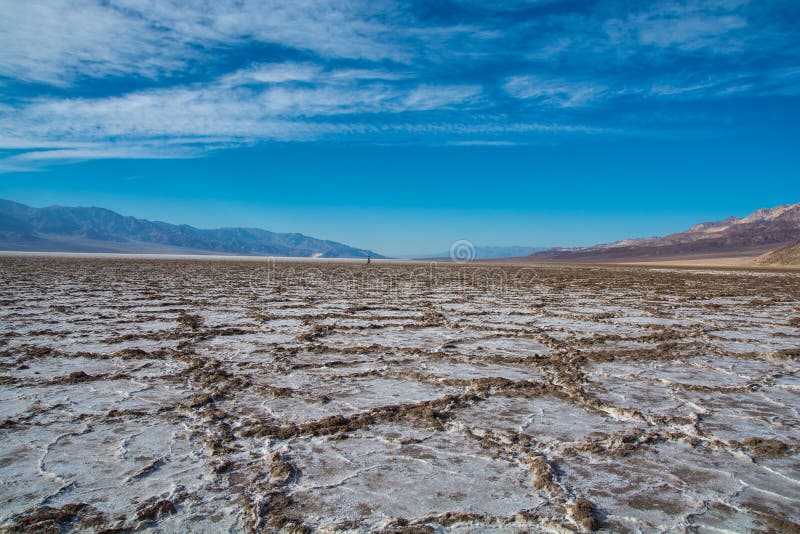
[1,257,799,532]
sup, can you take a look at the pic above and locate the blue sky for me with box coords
[0,0,798,256]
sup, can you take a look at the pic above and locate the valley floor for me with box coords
[609,256,800,269]
[1,257,799,532]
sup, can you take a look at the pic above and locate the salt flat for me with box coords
[0,257,799,532]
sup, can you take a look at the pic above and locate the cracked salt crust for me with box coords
[1,257,799,532]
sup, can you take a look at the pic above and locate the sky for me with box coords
[0,0,798,257]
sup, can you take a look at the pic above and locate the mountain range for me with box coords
[0,200,384,259]
[528,202,800,265]
[3,199,798,265]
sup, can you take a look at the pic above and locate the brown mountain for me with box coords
[529,202,800,263]
[757,241,800,265]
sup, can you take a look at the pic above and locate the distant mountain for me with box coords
[529,202,800,263]
[0,199,384,258]
[417,245,547,260]
[758,241,800,265]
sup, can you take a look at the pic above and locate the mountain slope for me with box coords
[529,202,800,263]
[0,200,384,258]
[757,241,800,265]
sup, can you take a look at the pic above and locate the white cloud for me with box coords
[11,147,199,161]
[636,15,747,50]
[221,63,322,85]
[0,68,490,158]
[520,0,759,66]
[0,0,417,86]
[503,76,607,107]
[401,85,483,111]
[602,0,751,55]
[0,117,610,171]
[0,0,187,86]
[642,67,800,99]
[328,69,411,81]
[0,142,205,173]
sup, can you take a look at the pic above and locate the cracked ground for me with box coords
[1,257,799,533]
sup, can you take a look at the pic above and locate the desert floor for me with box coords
[1,257,799,532]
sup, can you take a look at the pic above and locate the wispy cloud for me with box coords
[603,1,750,54]
[0,73,484,140]
[0,0,798,169]
[11,147,200,161]
[220,63,322,86]
[0,0,187,86]
[503,76,607,107]
[0,0,456,87]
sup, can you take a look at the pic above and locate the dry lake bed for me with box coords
[1,256,799,533]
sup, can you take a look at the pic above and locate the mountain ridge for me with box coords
[528,202,800,264]
[0,199,385,258]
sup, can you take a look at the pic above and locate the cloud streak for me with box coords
[503,76,607,107]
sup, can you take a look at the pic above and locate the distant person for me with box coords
[367,255,371,264]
